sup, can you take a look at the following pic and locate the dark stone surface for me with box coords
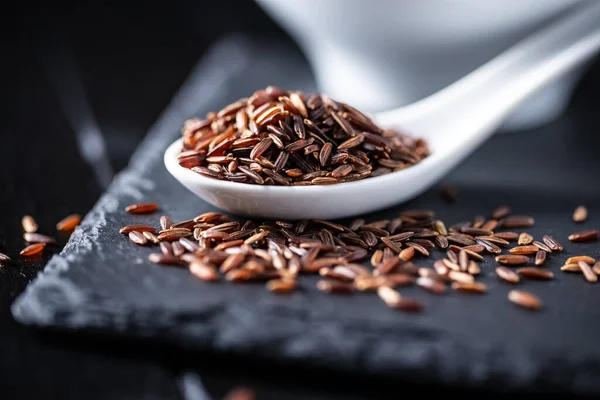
[10,31,600,396]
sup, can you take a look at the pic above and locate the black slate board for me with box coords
[11,34,600,394]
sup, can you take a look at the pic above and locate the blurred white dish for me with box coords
[255,0,585,131]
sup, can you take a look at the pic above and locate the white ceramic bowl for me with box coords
[255,0,585,131]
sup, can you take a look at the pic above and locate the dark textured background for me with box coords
[2,1,600,398]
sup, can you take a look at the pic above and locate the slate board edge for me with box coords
[9,33,259,328]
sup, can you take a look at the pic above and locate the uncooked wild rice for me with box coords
[177,86,430,186]
[508,290,542,310]
[568,230,598,242]
[56,214,82,231]
[21,215,38,233]
[23,233,56,244]
[573,205,588,223]
[20,243,46,256]
[114,201,600,313]
[1,215,75,261]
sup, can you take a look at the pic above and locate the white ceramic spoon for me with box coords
[165,2,600,220]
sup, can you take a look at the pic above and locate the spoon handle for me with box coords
[377,1,600,149]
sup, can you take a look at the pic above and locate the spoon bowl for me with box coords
[165,2,600,219]
[165,137,445,219]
